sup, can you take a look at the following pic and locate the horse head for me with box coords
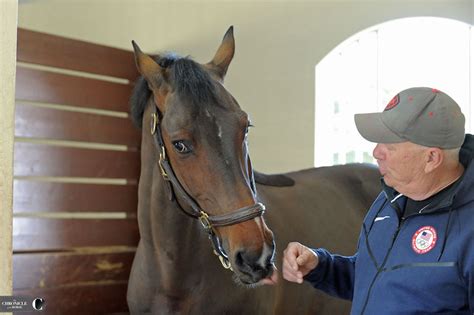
[131,27,276,286]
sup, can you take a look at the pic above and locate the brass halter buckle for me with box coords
[199,211,212,232]
[158,146,169,180]
[150,113,158,135]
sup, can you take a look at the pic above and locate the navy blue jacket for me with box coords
[305,134,474,314]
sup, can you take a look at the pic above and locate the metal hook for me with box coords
[213,250,233,270]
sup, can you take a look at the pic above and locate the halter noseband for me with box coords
[150,107,266,270]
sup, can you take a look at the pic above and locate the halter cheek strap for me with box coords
[150,107,266,270]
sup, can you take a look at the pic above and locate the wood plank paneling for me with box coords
[13,219,139,251]
[14,28,142,313]
[14,282,129,314]
[13,251,135,290]
[17,28,138,81]
[15,68,134,111]
[15,103,141,147]
[14,142,140,179]
[13,181,138,213]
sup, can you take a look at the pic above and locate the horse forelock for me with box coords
[130,54,222,129]
[171,58,220,109]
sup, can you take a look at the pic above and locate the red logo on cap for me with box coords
[384,94,400,111]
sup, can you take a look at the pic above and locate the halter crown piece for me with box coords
[150,107,266,270]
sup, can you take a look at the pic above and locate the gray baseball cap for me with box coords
[354,87,465,149]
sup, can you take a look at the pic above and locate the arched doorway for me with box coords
[315,17,472,166]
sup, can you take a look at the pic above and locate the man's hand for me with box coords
[282,242,318,284]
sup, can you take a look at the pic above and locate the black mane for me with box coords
[130,54,218,128]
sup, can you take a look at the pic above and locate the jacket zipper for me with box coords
[359,213,406,315]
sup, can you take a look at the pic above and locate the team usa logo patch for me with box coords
[384,94,400,111]
[412,226,437,254]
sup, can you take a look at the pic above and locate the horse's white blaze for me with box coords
[253,217,272,267]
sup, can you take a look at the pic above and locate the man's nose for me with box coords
[373,143,383,160]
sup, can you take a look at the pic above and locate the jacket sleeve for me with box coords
[303,248,356,300]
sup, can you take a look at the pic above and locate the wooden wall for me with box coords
[13,29,140,314]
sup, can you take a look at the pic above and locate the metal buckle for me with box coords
[199,211,212,231]
[158,146,169,180]
[150,113,158,135]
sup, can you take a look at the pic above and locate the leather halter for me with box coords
[150,107,266,270]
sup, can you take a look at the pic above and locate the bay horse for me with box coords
[127,26,381,314]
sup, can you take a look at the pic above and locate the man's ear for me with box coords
[425,148,443,173]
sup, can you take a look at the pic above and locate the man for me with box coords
[282,87,474,314]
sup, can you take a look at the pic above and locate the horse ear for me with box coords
[207,26,235,80]
[131,40,163,86]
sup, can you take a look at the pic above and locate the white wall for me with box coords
[18,0,474,173]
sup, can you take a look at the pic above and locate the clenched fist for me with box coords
[282,242,319,284]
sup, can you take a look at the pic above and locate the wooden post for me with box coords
[0,0,18,296]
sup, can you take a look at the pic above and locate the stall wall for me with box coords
[18,0,474,173]
[0,0,18,296]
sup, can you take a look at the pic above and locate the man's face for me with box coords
[373,142,427,190]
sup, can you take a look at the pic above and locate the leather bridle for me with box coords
[150,106,266,270]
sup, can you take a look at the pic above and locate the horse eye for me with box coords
[172,141,191,154]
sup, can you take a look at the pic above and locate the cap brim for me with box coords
[354,113,405,144]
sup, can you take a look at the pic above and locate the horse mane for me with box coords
[130,75,151,128]
[130,54,218,128]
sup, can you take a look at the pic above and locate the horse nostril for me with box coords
[235,249,258,272]
[234,249,272,276]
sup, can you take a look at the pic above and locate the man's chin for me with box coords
[382,176,396,188]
